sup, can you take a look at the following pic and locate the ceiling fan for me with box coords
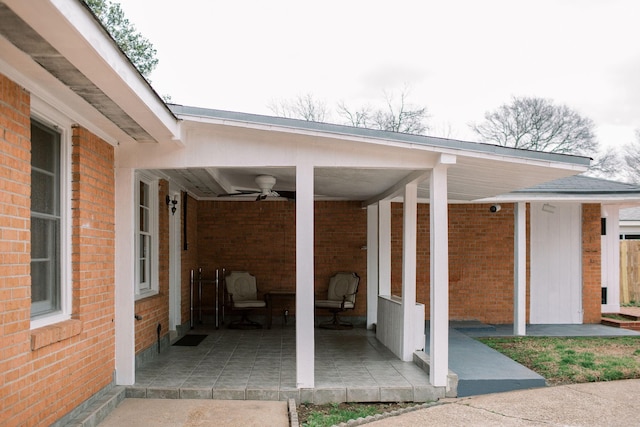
[219,175,296,201]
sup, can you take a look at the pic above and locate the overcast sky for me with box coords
[118,0,639,148]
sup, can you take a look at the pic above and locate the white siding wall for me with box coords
[530,203,583,324]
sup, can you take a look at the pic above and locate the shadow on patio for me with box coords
[128,326,442,404]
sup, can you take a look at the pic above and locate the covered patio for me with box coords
[128,322,640,403]
[115,106,592,394]
[128,327,439,404]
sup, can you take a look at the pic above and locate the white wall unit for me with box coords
[530,203,583,324]
[376,295,425,359]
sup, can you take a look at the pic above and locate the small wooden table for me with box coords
[265,290,296,329]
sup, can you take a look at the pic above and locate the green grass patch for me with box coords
[302,403,380,427]
[297,402,417,427]
[478,336,640,385]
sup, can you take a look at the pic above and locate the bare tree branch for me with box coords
[621,130,640,183]
[338,87,429,135]
[337,101,371,128]
[471,96,598,156]
[268,93,329,122]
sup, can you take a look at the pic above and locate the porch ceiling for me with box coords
[158,167,416,201]
[158,157,583,203]
[153,107,589,204]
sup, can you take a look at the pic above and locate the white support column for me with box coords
[430,156,454,387]
[401,182,418,361]
[514,202,527,336]
[379,200,392,297]
[115,167,135,385]
[296,164,315,388]
[367,205,379,329]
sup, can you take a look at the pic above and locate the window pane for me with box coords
[139,206,149,232]
[31,124,58,171]
[30,222,59,314]
[30,120,61,319]
[31,171,56,214]
[139,234,146,258]
[31,260,51,303]
[31,217,54,259]
[139,181,149,207]
[139,259,146,284]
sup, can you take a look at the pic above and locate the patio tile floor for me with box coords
[128,326,443,403]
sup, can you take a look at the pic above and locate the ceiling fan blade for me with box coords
[217,190,259,197]
[277,191,296,200]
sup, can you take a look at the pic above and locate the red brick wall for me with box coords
[195,200,367,317]
[390,202,600,324]
[314,201,367,316]
[582,203,602,323]
[133,180,171,354]
[193,199,602,325]
[448,204,518,323]
[0,73,34,427]
[0,73,117,426]
[391,203,519,323]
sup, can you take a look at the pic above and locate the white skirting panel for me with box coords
[376,295,425,359]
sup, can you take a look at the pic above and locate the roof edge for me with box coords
[169,104,592,167]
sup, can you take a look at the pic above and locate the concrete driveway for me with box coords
[365,379,640,426]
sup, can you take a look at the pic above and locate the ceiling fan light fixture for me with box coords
[255,175,276,195]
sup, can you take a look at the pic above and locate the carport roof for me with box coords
[150,104,595,204]
[169,104,591,167]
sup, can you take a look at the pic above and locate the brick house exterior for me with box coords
[1,1,635,424]
[0,74,116,426]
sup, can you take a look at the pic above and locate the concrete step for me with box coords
[64,386,126,427]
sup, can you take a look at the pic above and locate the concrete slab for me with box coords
[98,399,288,427]
[365,379,640,426]
[460,323,640,338]
[426,328,545,397]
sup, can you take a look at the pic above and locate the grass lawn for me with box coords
[478,336,640,385]
[298,336,640,426]
[297,402,418,427]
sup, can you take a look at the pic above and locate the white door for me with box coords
[530,203,582,324]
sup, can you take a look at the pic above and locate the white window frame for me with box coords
[134,171,159,299]
[30,99,72,330]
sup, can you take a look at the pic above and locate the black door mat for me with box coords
[172,334,207,346]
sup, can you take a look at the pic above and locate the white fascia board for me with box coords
[480,194,640,204]
[179,116,588,174]
[5,0,181,144]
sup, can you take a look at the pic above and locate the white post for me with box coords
[401,182,418,361]
[296,164,315,388]
[430,156,454,387]
[115,167,135,385]
[367,205,379,329]
[514,202,527,336]
[378,200,392,297]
